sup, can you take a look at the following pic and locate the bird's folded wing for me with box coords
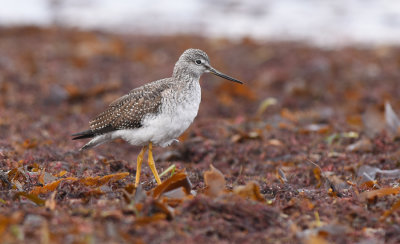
[88,81,170,135]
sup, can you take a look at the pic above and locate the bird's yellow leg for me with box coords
[135,146,148,187]
[148,142,162,185]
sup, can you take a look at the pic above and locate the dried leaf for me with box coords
[64,84,80,99]
[381,199,400,221]
[229,133,239,143]
[256,97,277,116]
[0,172,11,189]
[233,181,265,202]
[40,219,50,244]
[363,107,385,137]
[0,212,23,237]
[346,138,373,152]
[162,187,189,199]
[278,121,296,130]
[135,200,173,225]
[357,165,400,183]
[276,168,288,184]
[30,177,77,195]
[326,132,358,145]
[8,168,27,183]
[268,139,283,147]
[304,234,329,244]
[30,163,40,172]
[359,187,400,201]
[281,108,330,124]
[346,114,363,128]
[359,180,377,189]
[204,165,226,197]
[121,183,145,204]
[79,172,129,187]
[55,171,67,177]
[313,167,322,188]
[31,173,129,195]
[135,213,167,225]
[12,180,23,191]
[45,192,57,211]
[231,129,262,143]
[153,170,191,199]
[151,200,174,219]
[300,225,347,243]
[342,131,359,138]
[303,198,315,211]
[42,171,58,184]
[81,189,105,203]
[281,108,298,122]
[299,124,331,134]
[308,160,342,197]
[38,169,45,185]
[385,101,400,135]
[134,185,147,204]
[21,139,38,149]
[15,192,45,206]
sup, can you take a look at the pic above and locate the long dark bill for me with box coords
[208,67,243,84]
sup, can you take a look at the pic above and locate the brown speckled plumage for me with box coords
[89,79,171,135]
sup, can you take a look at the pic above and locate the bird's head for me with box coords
[173,49,243,84]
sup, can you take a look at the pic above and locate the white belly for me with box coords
[113,84,201,147]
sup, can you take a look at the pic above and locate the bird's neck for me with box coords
[171,70,201,93]
[172,64,201,82]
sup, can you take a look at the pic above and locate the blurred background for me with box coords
[1,0,400,152]
[2,0,400,46]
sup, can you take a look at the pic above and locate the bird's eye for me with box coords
[195,59,202,65]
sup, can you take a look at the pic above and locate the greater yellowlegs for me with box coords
[72,49,243,187]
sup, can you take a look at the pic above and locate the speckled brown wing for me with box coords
[88,79,170,136]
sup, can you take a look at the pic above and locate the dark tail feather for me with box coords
[72,129,95,140]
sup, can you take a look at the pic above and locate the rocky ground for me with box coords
[0,27,400,243]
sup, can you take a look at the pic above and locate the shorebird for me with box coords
[72,49,243,187]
